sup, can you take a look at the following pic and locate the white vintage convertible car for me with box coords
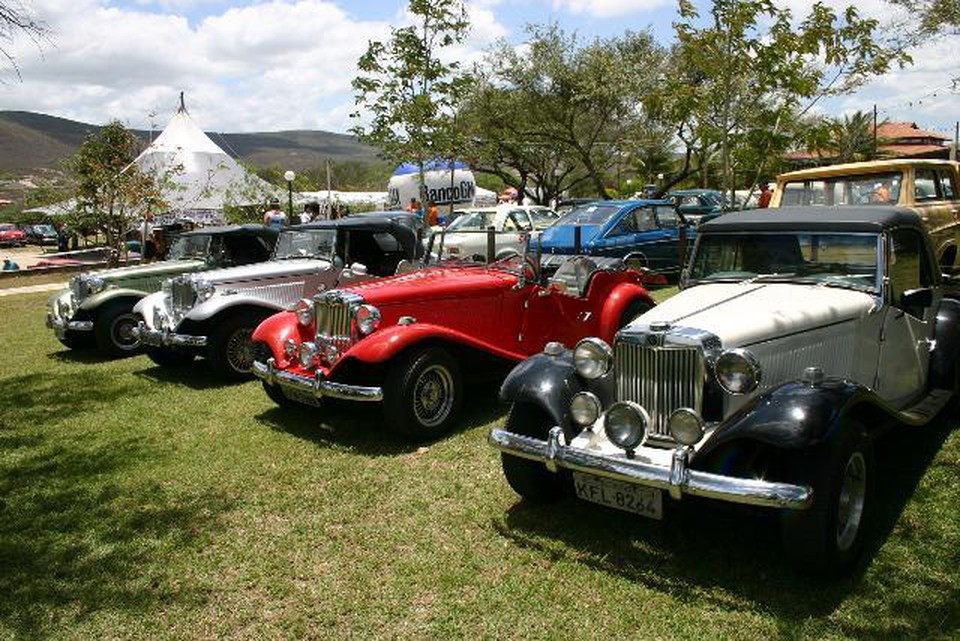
[490,206,960,573]
[133,215,419,378]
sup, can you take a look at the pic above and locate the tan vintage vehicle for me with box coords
[772,159,960,268]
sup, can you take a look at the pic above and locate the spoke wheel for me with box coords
[412,364,455,428]
[384,346,463,441]
[208,311,267,380]
[225,328,256,374]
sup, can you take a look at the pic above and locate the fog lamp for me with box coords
[323,342,340,364]
[715,348,761,394]
[573,337,612,380]
[570,391,601,427]
[668,408,705,446]
[298,341,318,368]
[603,401,648,451]
[284,338,297,358]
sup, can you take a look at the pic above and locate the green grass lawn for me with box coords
[0,290,958,639]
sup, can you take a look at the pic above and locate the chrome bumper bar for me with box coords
[133,322,207,348]
[489,426,813,510]
[252,358,383,402]
[46,314,94,334]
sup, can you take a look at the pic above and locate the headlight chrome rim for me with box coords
[668,408,705,446]
[603,401,649,451]
[573,337,613,380]
[715,348,761,394]
[355,304,381,335]
[294,298,314,327]
[570,391,601,427]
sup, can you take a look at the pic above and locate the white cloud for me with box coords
[551,0,669,18]
[0,0,506,133]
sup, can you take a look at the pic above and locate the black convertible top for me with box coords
[287,213,421,258]
[699,206,923,234]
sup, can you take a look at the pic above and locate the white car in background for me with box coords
[440,205,559,261]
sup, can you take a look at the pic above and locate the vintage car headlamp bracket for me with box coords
[714,348,761,394]
[573,337,613,380]
[603,401,649,454]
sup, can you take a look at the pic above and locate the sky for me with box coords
[0,0,957,138]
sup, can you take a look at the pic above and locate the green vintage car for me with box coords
[46,225,278,357]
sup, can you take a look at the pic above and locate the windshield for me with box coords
[0,224,15,231]
[448,211,496,231]
[35,224,55,234]
[274,229,336,260]
[167,234,211,260]
[780,172,903,206]
[530,209,559,230]
[556,203,622,226]
[689,232,880,291]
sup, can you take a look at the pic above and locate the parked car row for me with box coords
[43,197,959,575]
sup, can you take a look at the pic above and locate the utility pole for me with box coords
[325,158,333,219]
[953,122,959,161]
[872,105,878,160]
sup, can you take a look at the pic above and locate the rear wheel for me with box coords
[500,403,571,502]
[94,302,142,358]
[780,421,874,575]
[208,311,266,380]
[384,346,463,441]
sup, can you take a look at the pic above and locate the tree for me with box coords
[459,25,668,203]
[660,0,911,201]
[889,0,960,37]
[68,121,168,267]
[1,1,50,80]
[351,0,472,199]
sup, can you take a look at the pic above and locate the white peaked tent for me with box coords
[134,94,277,222]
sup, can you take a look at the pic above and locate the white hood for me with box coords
[193,258,332,286]
[636,282,876,346]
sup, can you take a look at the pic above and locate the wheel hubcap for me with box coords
[112,314,140,350]
[836,451,867,551]
[413,364,454,428]
[225,328,255,373]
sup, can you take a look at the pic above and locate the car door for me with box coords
[911,166,958,266]
[876,228,936,408]
[605,206,659,259]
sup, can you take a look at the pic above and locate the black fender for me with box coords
[499,351,615,439]
[693,378,890,466]
[930,297,960,389]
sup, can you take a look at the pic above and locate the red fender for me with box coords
[337,322,528,368]
[597,283,655,342]
[251,310,313,369]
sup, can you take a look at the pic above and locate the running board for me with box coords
[900,389,953,424]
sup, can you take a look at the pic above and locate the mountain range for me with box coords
[0,111,380,175]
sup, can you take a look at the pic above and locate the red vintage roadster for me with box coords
[252,234,660,440]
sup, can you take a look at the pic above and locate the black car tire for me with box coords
[58,331,96,350]
[384,346,463,441]
[93,301,142,358]
[261,380,298,409]
[145,346,195,368]
[619,299,652,329]
[780,421,874,575]
[208,311,267,380]
[500,402,571,502]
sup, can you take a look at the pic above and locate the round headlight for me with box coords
[294,298,314,326]
[355,304,381,335]
[86,276,106,294]
[668,408,705,446]
[573,338,613,380]
[715,348,761,394]
[570,391,601,427]
[603,401,649,451]
[298,341,318,368]
[322,342,340,364]
[194,278,215,302]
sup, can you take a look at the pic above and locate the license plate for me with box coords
[573,472,663,520]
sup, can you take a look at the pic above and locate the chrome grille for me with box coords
[314,295,355,350]
[170,277,196,314]
[615,340,706,441]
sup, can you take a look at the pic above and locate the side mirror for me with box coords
[901,287,933,309]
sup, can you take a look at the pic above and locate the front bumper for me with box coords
[252,358,383,403]
[490,426,813,510]
[46,313,94,337]
[133,321,207,348]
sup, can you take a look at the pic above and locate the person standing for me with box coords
[263,198,287,229]
[57,223,69,253]
[426,200,439,227]
[300,201,319,225]
[757,183,772,208]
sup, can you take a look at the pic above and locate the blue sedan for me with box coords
[536,200,694,275]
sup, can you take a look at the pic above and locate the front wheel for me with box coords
[780,422,874,575]
[93,302,142,358]
[618,299,652,329]
[208,312,266,380]
[500,403,571,502]
[383,346,463,441]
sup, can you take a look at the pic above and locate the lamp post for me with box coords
[283,170,296,220]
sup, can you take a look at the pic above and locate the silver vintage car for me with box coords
[491,206,960,573]
[134,214,420,378]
